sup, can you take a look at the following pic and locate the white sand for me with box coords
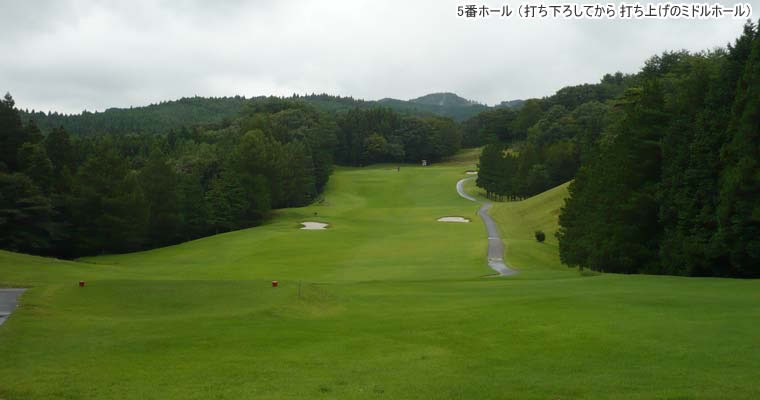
[301,221,328,230]
[437,217,470,223]
[466,171,477,175]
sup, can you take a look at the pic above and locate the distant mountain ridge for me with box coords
[19,92,519,136]
[376,92,488,121]
[409,92,482,107]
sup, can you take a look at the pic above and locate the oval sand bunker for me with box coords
[437,217,470,223]
[301,221,328,230]
[466,171,478,175]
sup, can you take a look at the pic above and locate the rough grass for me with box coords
[1,156,759,399]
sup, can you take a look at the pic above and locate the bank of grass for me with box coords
[1,155,759,399]
[461,176,572,278]
[487,181,573,279]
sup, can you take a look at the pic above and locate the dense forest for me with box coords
[335,108,462,166]
[1,95,463,258]
[1,96,335,257]
[559,22,760,277]
[475,20,760,278]
[472,73,629,199]
[20,96,250,136]
[19,92,485,139]
[298,92,488,121]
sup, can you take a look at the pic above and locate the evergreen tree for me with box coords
[24,119,44,144]
[476,143,504,198]
[70,148,147,254]
[205,171,247,233]
[0,93,27,171]
[0,172,55,253]
[18,143,54,194]
[140,152,182,247]
[179,173,210,240]
[44,126,75,174]
[717,23,760,277]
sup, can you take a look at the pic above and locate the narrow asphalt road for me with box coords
[0,289,26,326]
[456,177,517,276]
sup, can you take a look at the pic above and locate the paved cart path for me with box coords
[456,178,517,276]
[0,289,26,326]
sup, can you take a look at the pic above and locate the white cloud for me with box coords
[1,0,756,113]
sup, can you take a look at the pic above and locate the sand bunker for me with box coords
[466,171,477,175]
[301,222,328,230]
[437,217,470,223]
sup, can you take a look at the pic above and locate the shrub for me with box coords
[534,230,546,242]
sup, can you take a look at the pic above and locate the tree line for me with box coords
[1,96,338,257]
[335,108,462,166]
[558,21,760,277]
[1,96,463,258]
[473,76,628,199]
[20,96,250,136]
[20,92,483,139]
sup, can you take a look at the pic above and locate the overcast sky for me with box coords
[1,0,757,113]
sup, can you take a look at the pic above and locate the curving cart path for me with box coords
[0,289,25,326]
[456,177,517,276]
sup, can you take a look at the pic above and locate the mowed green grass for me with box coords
[1,155,760,399]
[464,179,574,279]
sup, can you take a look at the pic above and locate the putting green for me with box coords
[1,153,759,399]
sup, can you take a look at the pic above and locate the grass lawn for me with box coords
[1,152,759,399]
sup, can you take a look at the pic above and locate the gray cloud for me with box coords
[1,0,757,113]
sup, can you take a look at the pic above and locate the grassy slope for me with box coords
[489,182,572,279]
[1,153,759,399]
[463,171,571,278]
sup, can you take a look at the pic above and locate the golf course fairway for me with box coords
[1,151,759,399]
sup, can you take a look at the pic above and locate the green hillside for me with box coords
[491,182,570,277]
[1,155,759,399]
[464,177,572,279]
